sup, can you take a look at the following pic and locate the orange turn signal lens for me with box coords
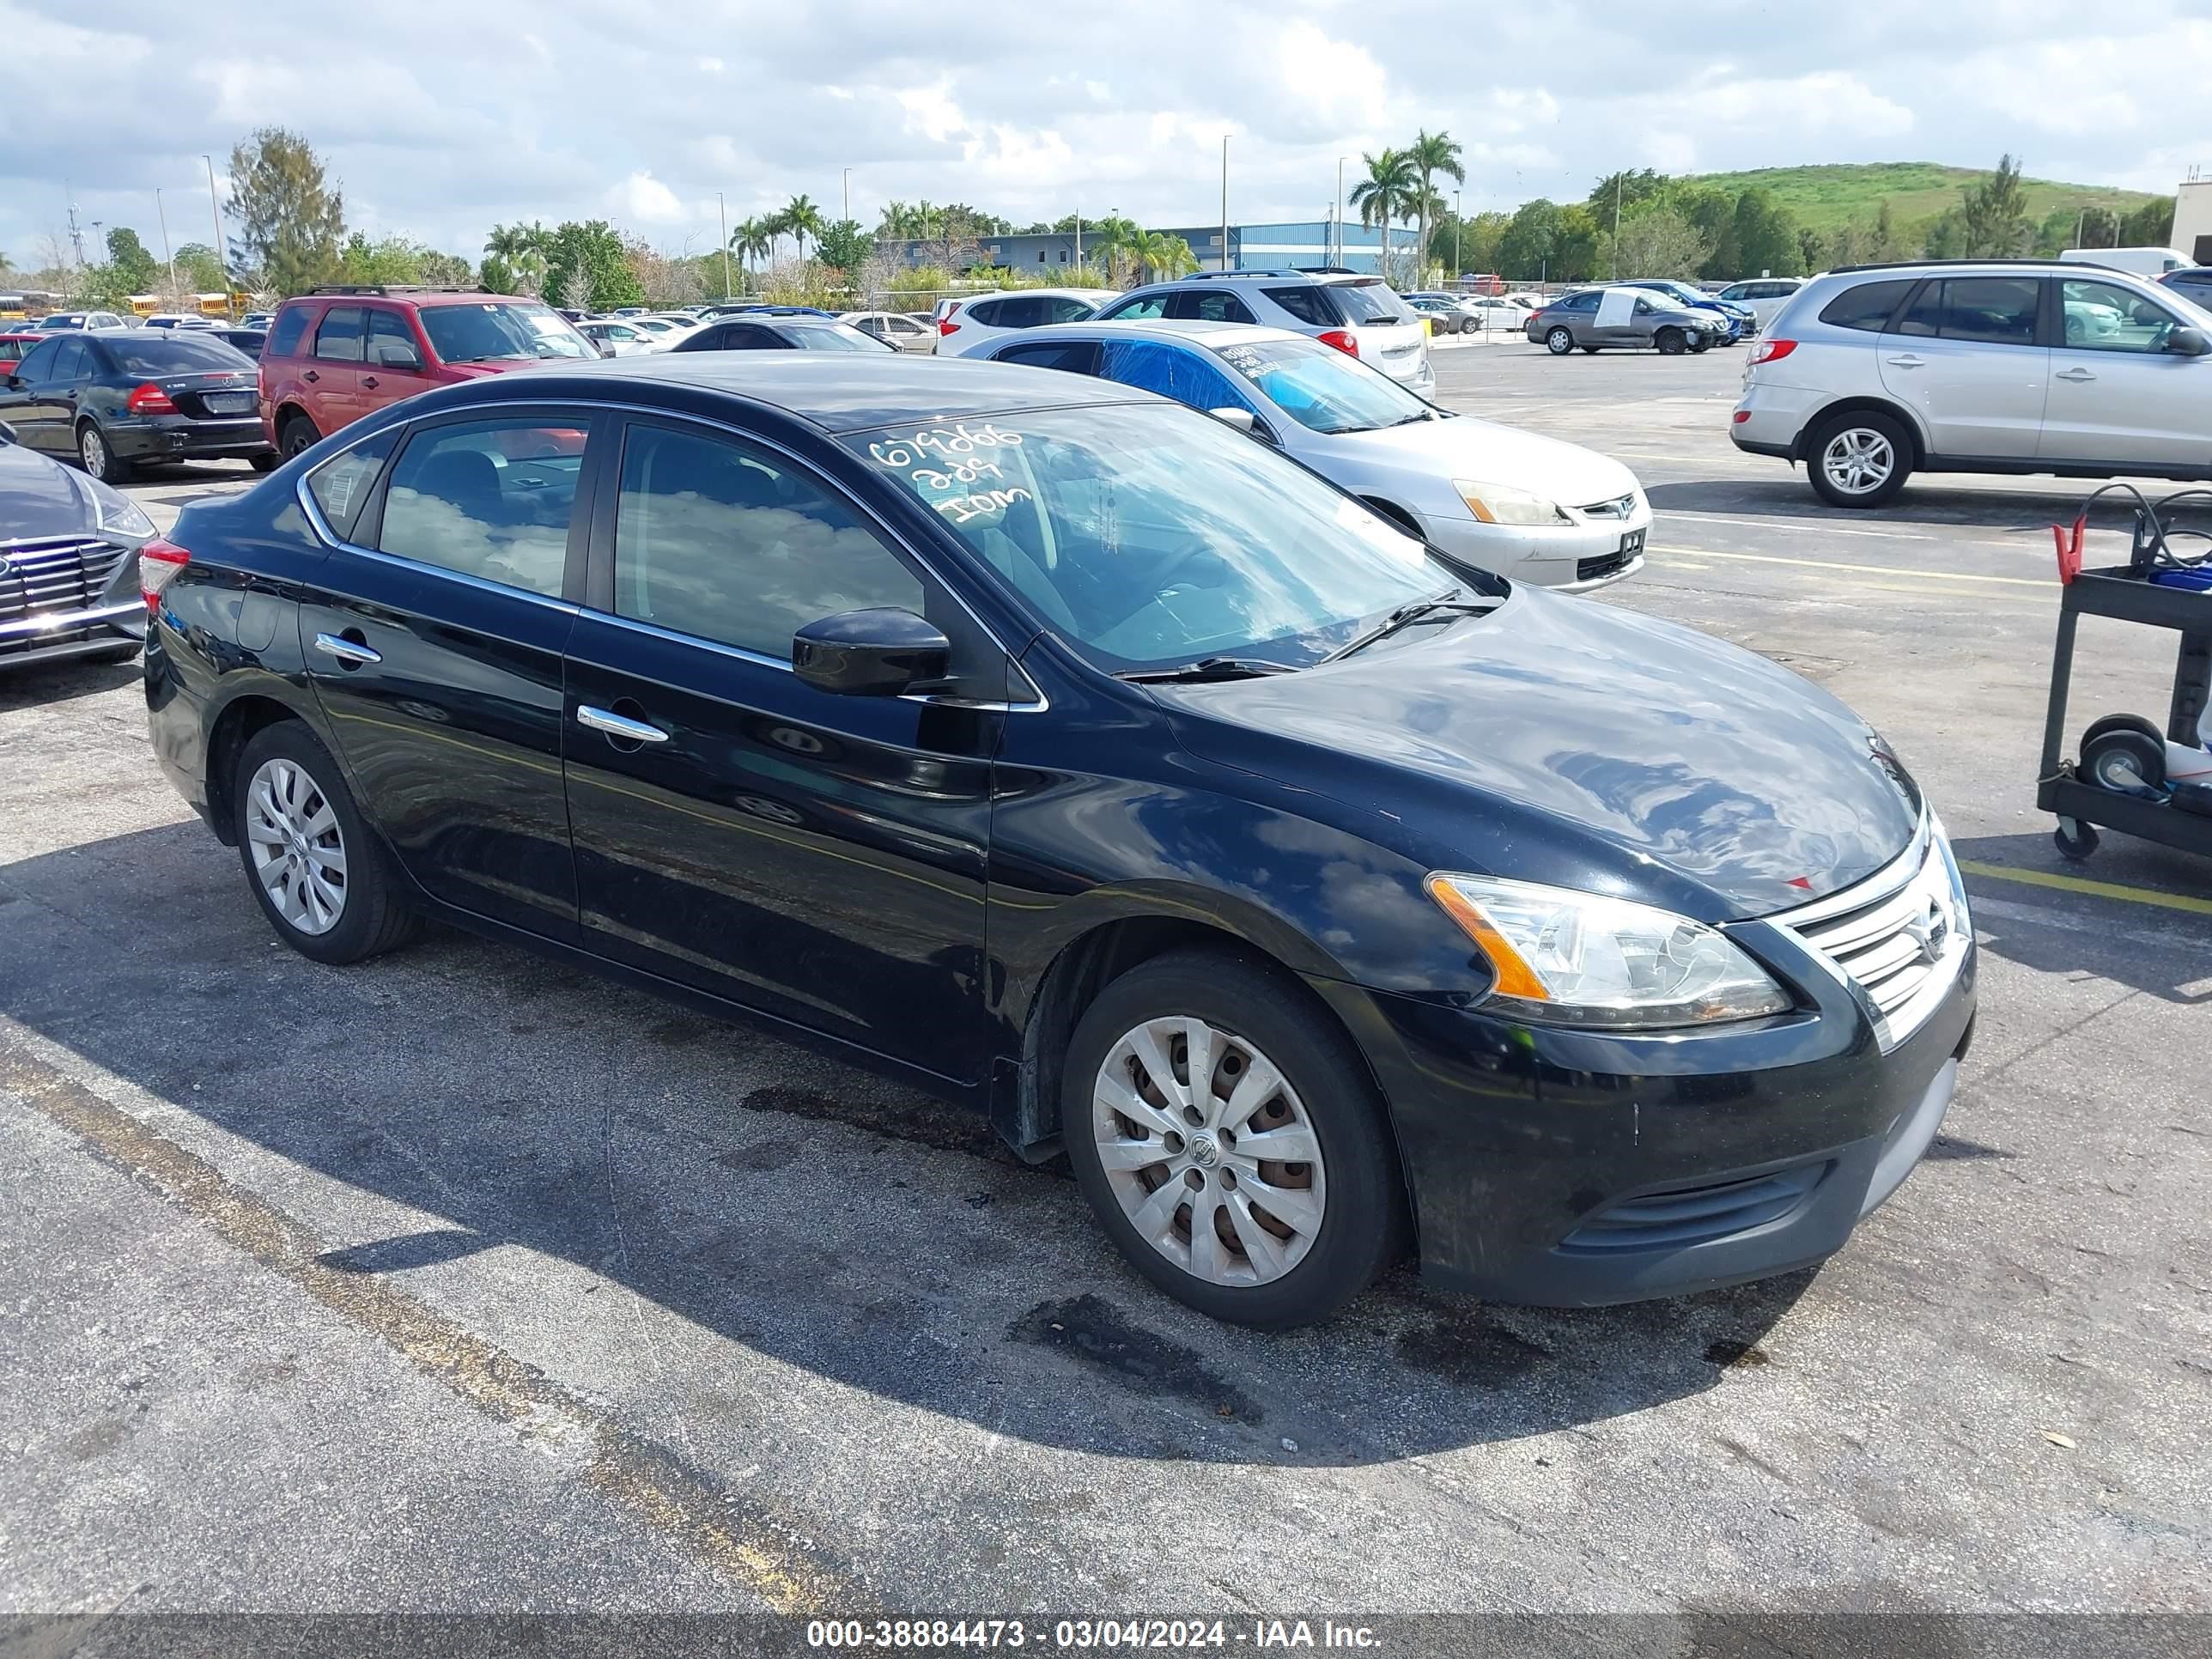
[1424,873,1552,1001]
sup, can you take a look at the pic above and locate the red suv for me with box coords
[259,286,598,457]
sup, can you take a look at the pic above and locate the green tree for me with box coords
[1671,185,1739,276]
[2120,198,2174,246]
[483,222,549,295]
[814,217,869,273]
[1497,198,1561,281]
[1960,154,2033,257]
[541,220,641,310]
[1729,188,1804,276]
[1588,168,1669,219]
[1130,228,1198,283]
[105,228,160,295]
[173,242,228,293]
[730,216,775,289]
[1349,149,1419,278]
[1406,129,1465,287]
[1551,204,1603,282]
[227,126,346,296]
[1607,206,1709,280]
[780,194,824,261]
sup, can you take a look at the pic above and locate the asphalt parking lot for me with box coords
[4,346,2208,1629]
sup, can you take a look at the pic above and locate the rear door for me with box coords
[298,406,599,939]
[2040,275,2212,471]
[561,414,997,1082]
[1166,289,1257,325]
[1879,276,2048,459]
[305,305,370,434]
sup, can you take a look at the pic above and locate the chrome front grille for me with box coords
[0,538,123,622]
[1577,493,1638,520]
[1771,822,1969,1054]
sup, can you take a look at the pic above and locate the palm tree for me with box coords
[483,222,549,295]
[781,194,824,263]
[1131,229,1198,283]
[1082,216,1140,285]
[1406,130,1465,286]
[730,216,774,290]
[1349,149,1418,282]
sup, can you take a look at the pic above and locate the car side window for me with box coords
[1174,291,1256,324]
[1263,287,1337,327]
[1097,340,1254,415]
[1042,295,1099,324]
[2059,278,2179,353]
[1818,279,1912,332]
[1559,292,1599,313]
[307,428,399,543]
[1632,298,1656,316]
[267,307,313,359]
[11,339,61,380]
[1100,294,1168,321]
[313,307,367,362]
[611,422,923,661]
[48,339,89,381]
[366,309,418,364]
[965,300,1006,328]
[1896,278,2039,345]
[376,417,586,599]
[993,339,1102,374]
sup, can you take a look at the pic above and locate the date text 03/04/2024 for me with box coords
[805,1620,1382,1650]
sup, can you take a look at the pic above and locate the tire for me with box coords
[1686,332,1711,354]
[1060,947,1406,1328]
[279,413,319,460]
[233,720,419,965]
[1580,345,1601,354]
[77,422,131,483]
[1655,327,1687,356]
[1807,410,1912,507]
[248,452,278,473]
[2080,713,2164,750]
[1545,326,1575,355]
[2082,727,2166,797]
[2053,818,2100,861]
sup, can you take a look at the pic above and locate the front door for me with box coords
[0,337,77,453]
[1878,276,2048,459]
[2041,275,2212,471]
[360,307,441,411]
[299,408,598,939]
[562,416,996,1084]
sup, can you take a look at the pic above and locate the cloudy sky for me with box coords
[7,0,2211,271]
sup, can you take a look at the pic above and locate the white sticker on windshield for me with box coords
[867,424,1030,525]
[523,311,571,335]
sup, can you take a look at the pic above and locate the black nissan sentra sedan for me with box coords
[139,356,1975,1328]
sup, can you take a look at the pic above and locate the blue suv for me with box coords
[1619,279,1755,341]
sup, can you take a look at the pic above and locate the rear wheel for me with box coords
[1545,326,1575,355]
[1655,327,1687,356]
[77,422,131,483]
[279,413,319,460]
[1807,410,1911,507]
[1061,948,1406,1328]
[233,721,418,964]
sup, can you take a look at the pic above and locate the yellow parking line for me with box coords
[1657,545,2053,588]
[1959,860,2212,917]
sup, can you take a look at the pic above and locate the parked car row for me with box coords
[133,349,1974,1330]
[0,327,271,481]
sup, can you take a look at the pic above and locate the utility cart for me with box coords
[2039,562,2212,862]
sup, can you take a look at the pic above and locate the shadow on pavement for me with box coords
[0,821,1812,1468]
[0,653,141,711]
[1648,476,2212,538]
[1954,830,2212,1005]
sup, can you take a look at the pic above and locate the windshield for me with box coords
[420,301,595,365]
[1212,335,1431,434]
[104,333,255,375]
[787,323,890,351]
[843,404,1457,673]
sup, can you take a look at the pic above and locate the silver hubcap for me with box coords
[1549,330,1571,351]
[1091,1017,1326,1287]
[246,757,348,935]
[82,428,105,472]
[1822,428,1894,495]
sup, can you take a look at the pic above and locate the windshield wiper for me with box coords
[1115,657,1302,684]
[1321,589,1497,665]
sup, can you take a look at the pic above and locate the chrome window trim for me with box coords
[298,397,1047,712]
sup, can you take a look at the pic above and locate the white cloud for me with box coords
[605,171,685,226]
[1273,20,1387,132]
[697,56,725,75]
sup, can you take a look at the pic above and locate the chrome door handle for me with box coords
[1884,355,1925,368]
[313,632,380,665]
[2055,367,2097,381]
[578,705,668,744]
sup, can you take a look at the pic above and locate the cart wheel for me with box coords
[2053,817,2100,861]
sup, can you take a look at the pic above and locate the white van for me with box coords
[2059,246,2191,276]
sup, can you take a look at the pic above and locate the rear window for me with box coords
[100,333,256,376]
[1818,279,1916,333]
[1262,287,1339,327]
[267,306,314,359]
[1328,282,1412,325]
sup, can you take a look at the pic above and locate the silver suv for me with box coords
[1094,270,1434,393]
[1733,259,2212,507]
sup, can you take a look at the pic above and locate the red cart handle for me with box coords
[2052,513,2085,585]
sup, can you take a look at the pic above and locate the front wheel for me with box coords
[1807,410,1911,507]
[1545,326,1575,355]
[77,422,131,483]
[234,721,419,964]
[1061,949,1406,1328]
[1655,327,1687,356]
[1686,332,1711,354]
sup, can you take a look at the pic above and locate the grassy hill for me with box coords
[1675,162,2165,234]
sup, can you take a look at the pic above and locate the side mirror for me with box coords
[2167,325,2209,356]
[1206,406,1256,436]
[793,607,951,697]
[374,341,423,370]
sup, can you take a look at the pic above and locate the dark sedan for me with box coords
[672,315,892,352]
[0,328,275,482]
[210,327,269,360]
[0,422,151,671]
[141,355,1973,1328]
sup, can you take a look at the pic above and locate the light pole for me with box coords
[1454,189,1462,284]
[1335,155,1346,265]
[717,191,732,299]
[155,186,178,301]
[842,167,851,224]
[203,155,231,319]
[1220,135,1231,270]
[1612,171,1623,280]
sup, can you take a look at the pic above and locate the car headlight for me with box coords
[94,488,155,539]
[1425,873,1793,1028]
[1454,480,1569,526]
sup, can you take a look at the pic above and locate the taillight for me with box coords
[139,538,190,613]
[1318,328,1359,358]
[127,382,178,416]
[938,317,961,336]
[1748,338,1796,366]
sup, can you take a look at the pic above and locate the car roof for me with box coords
[430,352,1151,434]
[959,288,1117,303]
[991,318,1305,350]
[280,289,538,309]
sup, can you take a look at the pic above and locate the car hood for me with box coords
[1328,415,1640,507]
[1163,587,1920,919]
[0,439,101,541]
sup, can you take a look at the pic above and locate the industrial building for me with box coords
[880,220,1411,276]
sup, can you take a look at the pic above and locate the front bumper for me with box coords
[1310,848,1978,1306]
[1426,500,1652,592]
[107,414,273,462]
